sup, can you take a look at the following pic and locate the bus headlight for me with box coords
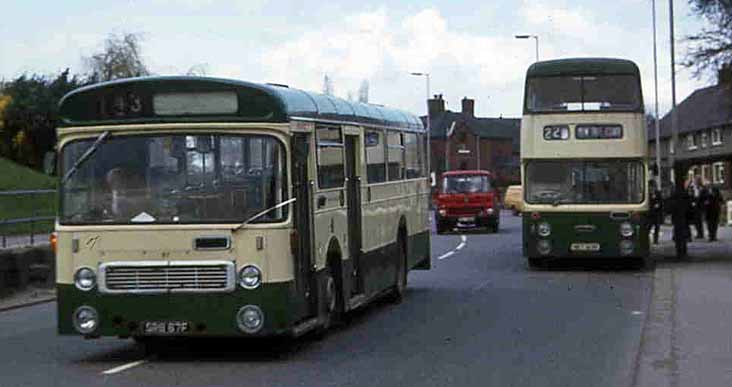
[74,267,96,291]
[537,222,552,237]
[73,306,99,335]
[438,208,447,217]
[620,222,634,238]
[537,240,552,255]
[236,305,264,333]
[239,266,262,289]
[620,240,634,256]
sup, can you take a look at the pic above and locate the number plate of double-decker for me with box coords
[142,321,191,335]
[570,243,600,252]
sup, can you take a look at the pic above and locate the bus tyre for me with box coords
[318,266,343,334]
[389,236,408,304]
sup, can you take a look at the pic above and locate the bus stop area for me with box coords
[637,224,732,387]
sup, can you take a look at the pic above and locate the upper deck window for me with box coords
[526,75,641,113]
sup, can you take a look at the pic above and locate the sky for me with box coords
[0,0,713,119]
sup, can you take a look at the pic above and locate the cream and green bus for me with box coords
[520,58,649,267]
[55,76,431,339]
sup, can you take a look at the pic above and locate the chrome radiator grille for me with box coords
[99,261,235,294]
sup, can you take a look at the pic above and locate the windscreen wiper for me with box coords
[232,197,296,232]
[61,131,111,185]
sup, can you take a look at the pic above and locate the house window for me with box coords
[688,165,700,181]
[687,134,697,150]
[702,164,712,183]
[712,128,723,146]
[701,131,709,148]
[669,139,675,154]
[713,162,726,185]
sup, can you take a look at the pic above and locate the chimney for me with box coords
[461,97,474,117]
[718,63,732,86]
[428,94,445,117]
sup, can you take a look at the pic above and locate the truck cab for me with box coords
[434,170,500,234]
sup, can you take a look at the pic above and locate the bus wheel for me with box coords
[318,266,343,333]
[389,236,408,303]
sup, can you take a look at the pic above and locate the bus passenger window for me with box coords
[404,132,423,179]
[365,130,386,183]
[316,126,345,189]
[387,131,404,181]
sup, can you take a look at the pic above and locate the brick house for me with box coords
[422,95,520,189]
[649,67,732,197]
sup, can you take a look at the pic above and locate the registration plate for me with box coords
[458,217,475,223]
[570,243,601,252]
[142,321,190,335]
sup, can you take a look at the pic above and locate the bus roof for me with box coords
[58,76,424,131]
[526,58,640,78]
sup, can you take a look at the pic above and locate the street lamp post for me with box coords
[409,72,432,178]
[515,34,539,62]
[652,0,662,189]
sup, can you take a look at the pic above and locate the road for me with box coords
[0,212,653,386]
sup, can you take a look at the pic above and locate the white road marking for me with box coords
[437,235,468,260]
[101,359,148,375]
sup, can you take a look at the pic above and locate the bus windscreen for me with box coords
[525,75,641,113]
[525,160,644,204]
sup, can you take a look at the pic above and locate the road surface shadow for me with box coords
[531,257,653,273]
[78,290,412,364]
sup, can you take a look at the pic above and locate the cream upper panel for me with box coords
[521,113,647,159]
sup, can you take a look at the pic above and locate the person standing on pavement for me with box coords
[649,180,663,244]
[688,177,706,239]
[667,185,693,259]
[704,186,724,242]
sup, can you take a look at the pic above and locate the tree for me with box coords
[684,0,732,78]
[85,32,150,82]
[1,70,87,169]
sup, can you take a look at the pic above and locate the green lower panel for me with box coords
[522,212,650,259]
[57,281,306,337]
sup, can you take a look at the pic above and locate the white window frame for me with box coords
[712,128,723,146]
[669,139,675,154]
[713,162,725,185]
[687,134,697,150]
[702,164,712,183]
[701,131,709,148]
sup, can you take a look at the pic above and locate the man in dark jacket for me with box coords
[667,185,693,259]
[688,177,706,239]
[705,187,724,241]
[649,181,663,244]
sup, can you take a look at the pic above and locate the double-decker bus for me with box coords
[54,76,431,339]
[520,58,649,267]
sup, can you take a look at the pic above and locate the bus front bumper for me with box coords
[57,281,301,338]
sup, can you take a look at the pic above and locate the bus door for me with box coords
[345,134,364,295]
[292,133,317,315]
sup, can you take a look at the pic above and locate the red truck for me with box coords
[434,170,500,234]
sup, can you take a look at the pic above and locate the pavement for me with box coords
[635,225,732,387]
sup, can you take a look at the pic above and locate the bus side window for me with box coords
[365,130,386,183]
[404,132,422,179]
[387,131,405,181]
[316,126,345,189]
